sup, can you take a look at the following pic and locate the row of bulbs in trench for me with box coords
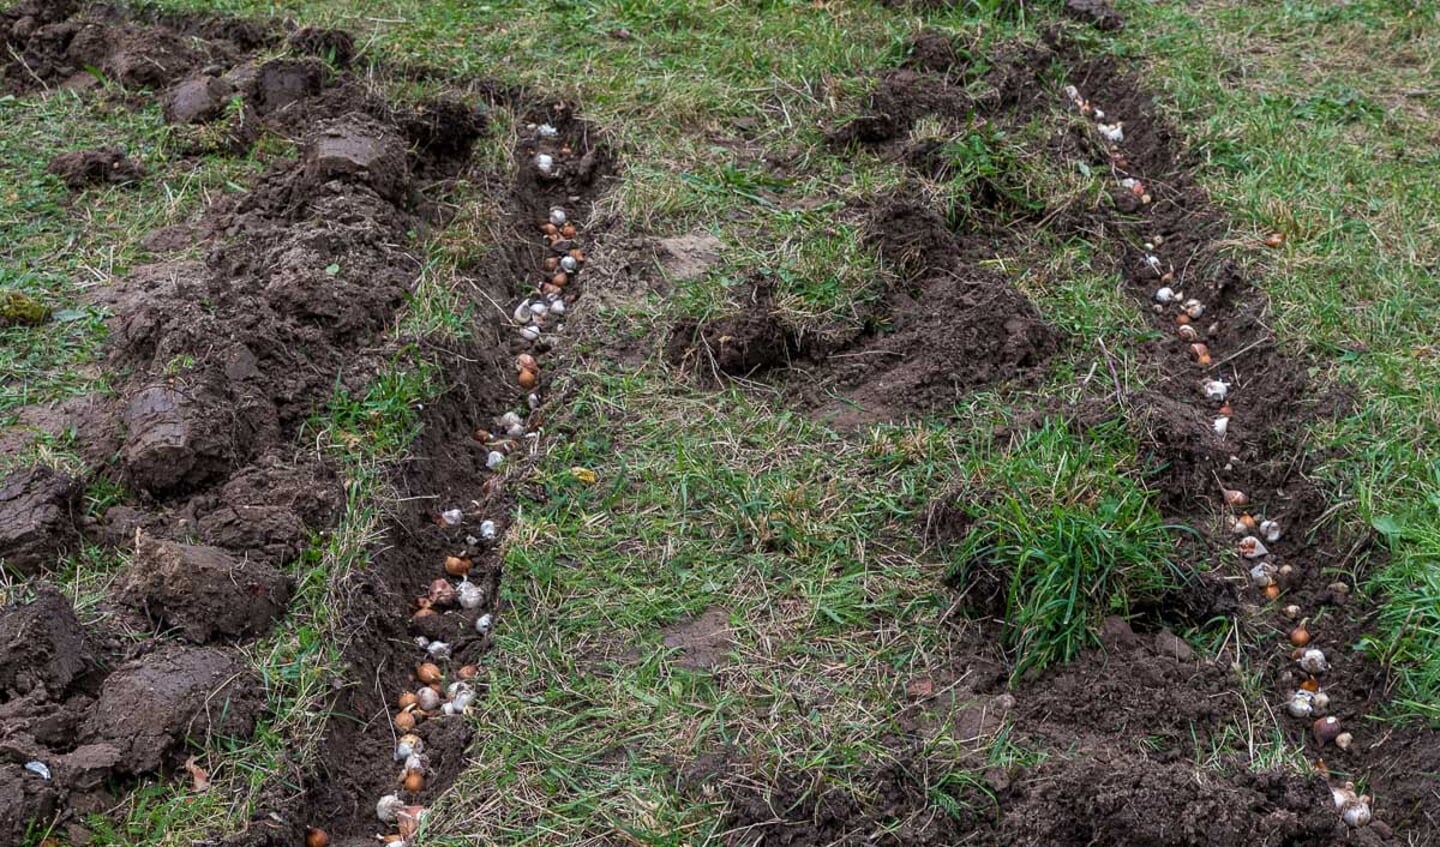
[1063,84,1372,829]
[358,122,585,847]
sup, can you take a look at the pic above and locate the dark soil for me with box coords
[1063,0,1124,32]
[45,148,143,189]
[119,533,294,643]
[0,466,82,574]
[813,200,1057,421]
[0,585,95,700]
[85,644,263,774]
[0,591,266,844]
[667,284,795,379]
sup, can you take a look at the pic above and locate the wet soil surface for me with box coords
[709,28,1436,847]
[0,3,593,843]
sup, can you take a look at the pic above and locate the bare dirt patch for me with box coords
[662,606,733,670]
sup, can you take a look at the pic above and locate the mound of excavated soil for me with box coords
[804,201,1056,423]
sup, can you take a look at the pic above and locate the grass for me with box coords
[7,0,1440,843]
[426,369,1080,844]
[947,419,1186,677]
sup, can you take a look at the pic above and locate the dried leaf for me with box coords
[184,755,210,792]
[571,467,597,484]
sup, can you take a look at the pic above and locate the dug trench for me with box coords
[676,29,1438,847]
[0,4,609,844]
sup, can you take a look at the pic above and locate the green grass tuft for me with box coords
[947,419,1186,677]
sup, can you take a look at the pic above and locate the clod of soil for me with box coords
[0,764,64,846]
[45,148,143,189]
[0,585,95,700]
[119,383,239,494]
[253,57,324,115]
[667,309,794,378]
[84,644,262,775]
[903,30,963,74]
[120,532,293,643]
[192,462,341,564]
[164,74,235,124]
[0,466,81,573]
[1063,0,1124,31]
[304,117,411,204]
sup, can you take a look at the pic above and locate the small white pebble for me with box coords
[1154,286,1178,304]
[440,508,463,526]
[479,520,497,540]
[549,298,566,315]
[535,153,554,174]
[549,208,567,226]
[1260,519,1282,542]
[487,451,505,470]
[476,613,494,633]
[1098,122,1124,142]
[519,325,541,341]
[1213,417,1230,437]
[530,301,549,316]
[537,123,558,138]
[426,641,451,660]
[560,255,578,273]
